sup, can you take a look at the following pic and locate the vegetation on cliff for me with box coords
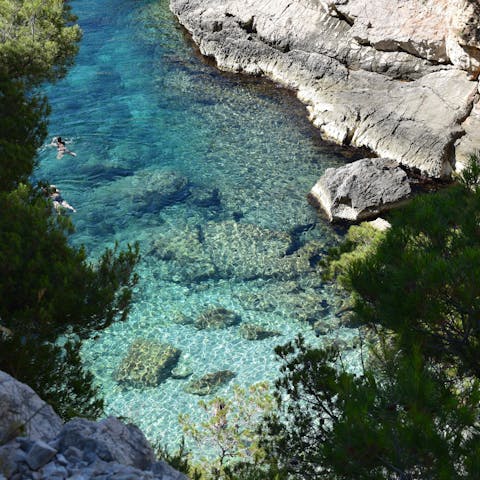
[0,0,139,419]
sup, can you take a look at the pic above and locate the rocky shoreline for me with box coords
[169,0,480,187]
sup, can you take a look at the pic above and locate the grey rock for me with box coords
[151,460,190,479]
[63,445,83,463]
[115,339,181,388]
[56,453,69,466]
[57,417,154,470]
[0,371,62,443]
[40,462,68,478]
[309,158,411,222]
[0,441,21,478]
[25,440,58,470]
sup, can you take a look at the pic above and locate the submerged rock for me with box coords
[150,220,329,283]
[194,306,241,330]
[309,158,411,222]
[115,339,181,387]
[184,370,237,396]
[239,323,281,341]
[188,185,221,208]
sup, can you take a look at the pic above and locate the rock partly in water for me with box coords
[0,371,63,443]
[239,323,281,341]
[309,158,411,222]
[184,370,237,396]
[194,306,241,330]
[115,339,181,387]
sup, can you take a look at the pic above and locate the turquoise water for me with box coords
[37,0,360,455]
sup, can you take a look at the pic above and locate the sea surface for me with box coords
[37,0,360,456]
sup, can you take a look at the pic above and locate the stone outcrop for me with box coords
[0,372,187,480]
[309,158,411,222]
[0,371,63,443]
[169,0,480,178]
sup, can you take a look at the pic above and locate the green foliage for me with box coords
[0,0,140,422]
[322,222,387,285]
[344,182,480,376]
[0,336,103,419]
[155,438,202,480]
[456,152,480,191]
[263,336,480,480]
[0,184,140,340]
[0,0,81,84]
[179,382,275,479]
[0,76,49,191]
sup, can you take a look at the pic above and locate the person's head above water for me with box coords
[57,137,62,142]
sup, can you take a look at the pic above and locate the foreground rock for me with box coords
[115,339,181,387]
[170,0,480,177]
[184,370,236,396]
[0,371,187,480]
[0,371,62,443]
[309,158,411,222]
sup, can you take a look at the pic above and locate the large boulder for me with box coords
[0,371,62,443]
[115,339,181,387]
[309,158,411,222]
[0,371,189,480]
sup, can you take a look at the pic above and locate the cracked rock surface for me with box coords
[0,372,187,480]
[170,0,480,178]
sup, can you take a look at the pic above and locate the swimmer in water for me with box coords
[46,185,76,213]
[52,136,77,159]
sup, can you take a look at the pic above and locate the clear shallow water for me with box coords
[37,0,360,455]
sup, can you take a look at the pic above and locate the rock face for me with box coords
[0,370,63,443]
[115,339,181,387]
[309,158,411,222]
[169,0,480,178]
[0,372,187,480]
